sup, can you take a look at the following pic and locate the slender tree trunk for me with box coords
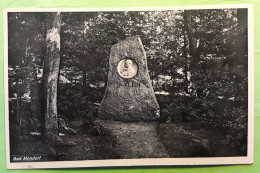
[235,9,248,102]
[184,11,198,60]
[82,71,87,96]
[42,12,62,144]
[18,38,29,138]
[30,69,42,132]
[183,29,189,94]
[183,65,189,94]
[237,8,247,64]
[237,9,247,28]
[16,93,21,136]
[183,10,203,97]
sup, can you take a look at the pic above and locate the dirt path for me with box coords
[99,120,169,159]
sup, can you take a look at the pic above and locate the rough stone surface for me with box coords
[98,120,169,158]
[99,35,160,121]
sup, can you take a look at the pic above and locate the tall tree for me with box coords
[43,12,62,144]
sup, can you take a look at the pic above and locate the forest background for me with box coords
[7,8,249,160]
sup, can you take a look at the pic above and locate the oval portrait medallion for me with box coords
[117,59,138,79]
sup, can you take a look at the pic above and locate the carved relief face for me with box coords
[125,60,132,68]
[117,59,138,79]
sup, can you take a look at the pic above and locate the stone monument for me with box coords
[98,35,160,121]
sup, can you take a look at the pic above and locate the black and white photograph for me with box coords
[4,5,254,169]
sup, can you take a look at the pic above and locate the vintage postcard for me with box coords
[4,5,254,169]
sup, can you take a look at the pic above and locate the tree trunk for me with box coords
[237,8,247,63]
[237,9,247,28]
[183,10,203,97]
[183,28,189,94]
[42,12,62,144]
[82,71,87,96]
[30,69,42,132]
[183,65,189,94]
[184,11,196,60]
[235,9,248,102]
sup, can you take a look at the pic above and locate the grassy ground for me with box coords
[158,121,243,157]
[55,118,120,161]
[10,119,244,162]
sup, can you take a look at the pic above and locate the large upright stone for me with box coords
[98,36,160,122]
